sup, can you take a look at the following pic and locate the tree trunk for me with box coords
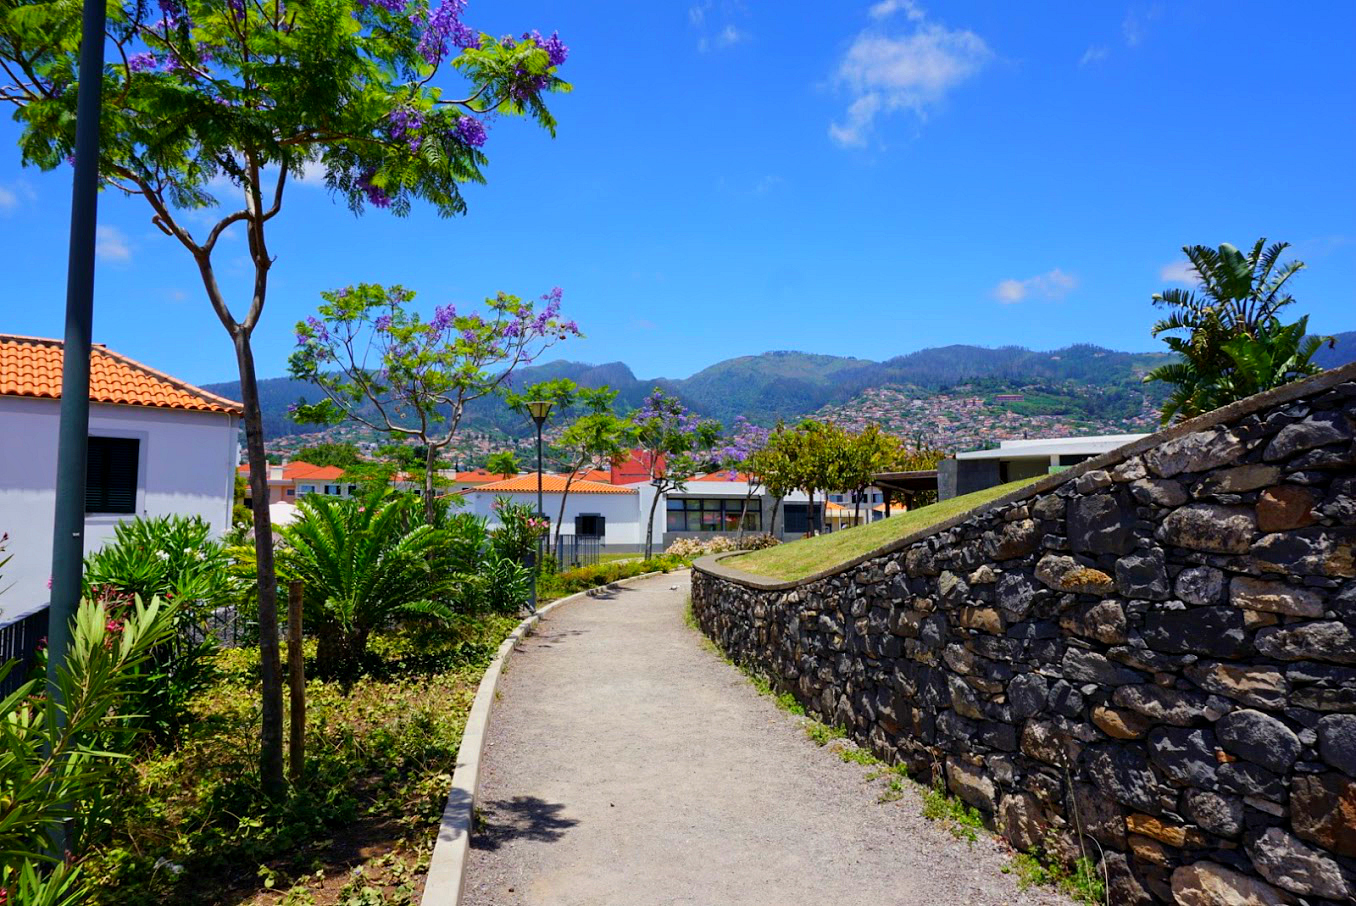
[234,332,286,797]
[423,442,437,524]
[315,619,366,679]
[554,470,579,552]
[807,489,816,537]
[853,489,861,526]
[771,495,783,539]
[736,494,750,542]
[644,484,663,560]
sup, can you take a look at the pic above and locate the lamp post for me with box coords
[525,400,553,612]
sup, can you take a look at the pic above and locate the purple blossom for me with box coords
[528,30,568,67]
[357,0,405,10]
[454,115,486,148]
[430,303,456,332]
[374,314,393,330]
[452,22,479,49]
[357,171,391,208]
[416,0,468,65]
[226,0,244,18]
[127,52,159,72]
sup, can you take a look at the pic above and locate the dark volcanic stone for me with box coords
[1115,550,1170,600]
[995,572,1038,621]
[1069,492,1134,555]
[1148,726,1219,788]
[1174,565,1226,605]
[1216,709,1302,773]
[1316,714,1356,776]
[1088,744,1172,814]
[1142,605,1249,657]
[1008,673,1048,720]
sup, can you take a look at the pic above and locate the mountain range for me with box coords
[202,332,1356,444]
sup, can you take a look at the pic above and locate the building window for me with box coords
[324,484,340,495]
[347,485,359,496]
[86,436,139,514]
[286,488,296,497]
[666,498,760,532]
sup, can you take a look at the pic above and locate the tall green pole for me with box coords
[47,0,107,690]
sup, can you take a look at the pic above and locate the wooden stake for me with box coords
[288,579,305,783]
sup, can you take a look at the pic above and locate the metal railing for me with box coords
[550,534,602,571]
[0,606,49,698]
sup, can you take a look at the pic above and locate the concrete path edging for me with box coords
[419,570,670,906]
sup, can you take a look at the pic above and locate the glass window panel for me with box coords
[666,512,685,531]
[667,499,684,510]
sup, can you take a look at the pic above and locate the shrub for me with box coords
[538,556,684,602]
[663,534,779,560]
[1,596,177,904]
[488,496,548,565]
[280,492,460,677]
[80,515,235,741]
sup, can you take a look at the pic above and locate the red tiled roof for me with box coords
[470,473,635,495]
[238,461,346,481]
[570,468,613,483]
[0,333,242,414]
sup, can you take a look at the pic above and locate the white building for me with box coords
[466,473,644,549]
[941,433,1148,499]
[0,335,240,622]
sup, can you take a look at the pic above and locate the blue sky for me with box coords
[1,0,1353,386]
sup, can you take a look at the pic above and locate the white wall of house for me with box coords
[0,397,238,621]
[466,489,644,547]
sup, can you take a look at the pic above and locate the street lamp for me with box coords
[525,400,553,612]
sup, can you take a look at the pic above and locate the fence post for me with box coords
[287,579,304,783]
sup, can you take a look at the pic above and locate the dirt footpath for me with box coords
[462,571,1070,906]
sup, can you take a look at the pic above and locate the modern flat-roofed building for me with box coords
[938,434,1148,499]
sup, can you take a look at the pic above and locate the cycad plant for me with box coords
[280,492,458,677]
[1145,239,1331,422]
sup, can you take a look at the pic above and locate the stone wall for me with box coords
[692,365,1356,905]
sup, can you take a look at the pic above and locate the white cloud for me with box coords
[688,2,708,26]
[96,225,132,262]
[0,181,36,214]
[1159,261,1198,285]
[992,268,1077,304]
[1079,45,1109,66]
[869,0,925,21]
[828,10,991,147]
[699,24,745,52]
[1122,4,1161,47]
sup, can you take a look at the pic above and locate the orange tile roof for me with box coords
[694,470,749,482]
[451,468,507,482]
[287,463,345,481]
[570,468,614,483]
[470,472,635,495]
[0,334,242,415]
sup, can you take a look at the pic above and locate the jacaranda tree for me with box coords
[715,416,770,539]
[289,282,580,521]
[0,0,570,794]
[632,389,719,559]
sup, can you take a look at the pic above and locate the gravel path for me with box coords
[462,571,1071,906]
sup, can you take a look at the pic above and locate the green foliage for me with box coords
[81,515,237,740]
[1144,239,1332,422]
[81,616,515,904]
[485,450,520,479]
[294,443,363,468]
[279,491,461,676]
[487,496,549,565]
[536,557,684,603]
[921,785,984,843]
[804,720,845,747]
[1009,850,1106,905]
[0,597,177,900]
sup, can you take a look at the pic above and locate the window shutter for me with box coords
[86,436,139,514]
[595,515,605,538]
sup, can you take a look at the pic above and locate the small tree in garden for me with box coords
[1,0,570,794]
[486,451,521,479]
[290,283,580,522]
[775,420,846,535]
[716,416,771,539]
[749,426,794,535]
[839,425,899,524]
[633,389,719,559]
